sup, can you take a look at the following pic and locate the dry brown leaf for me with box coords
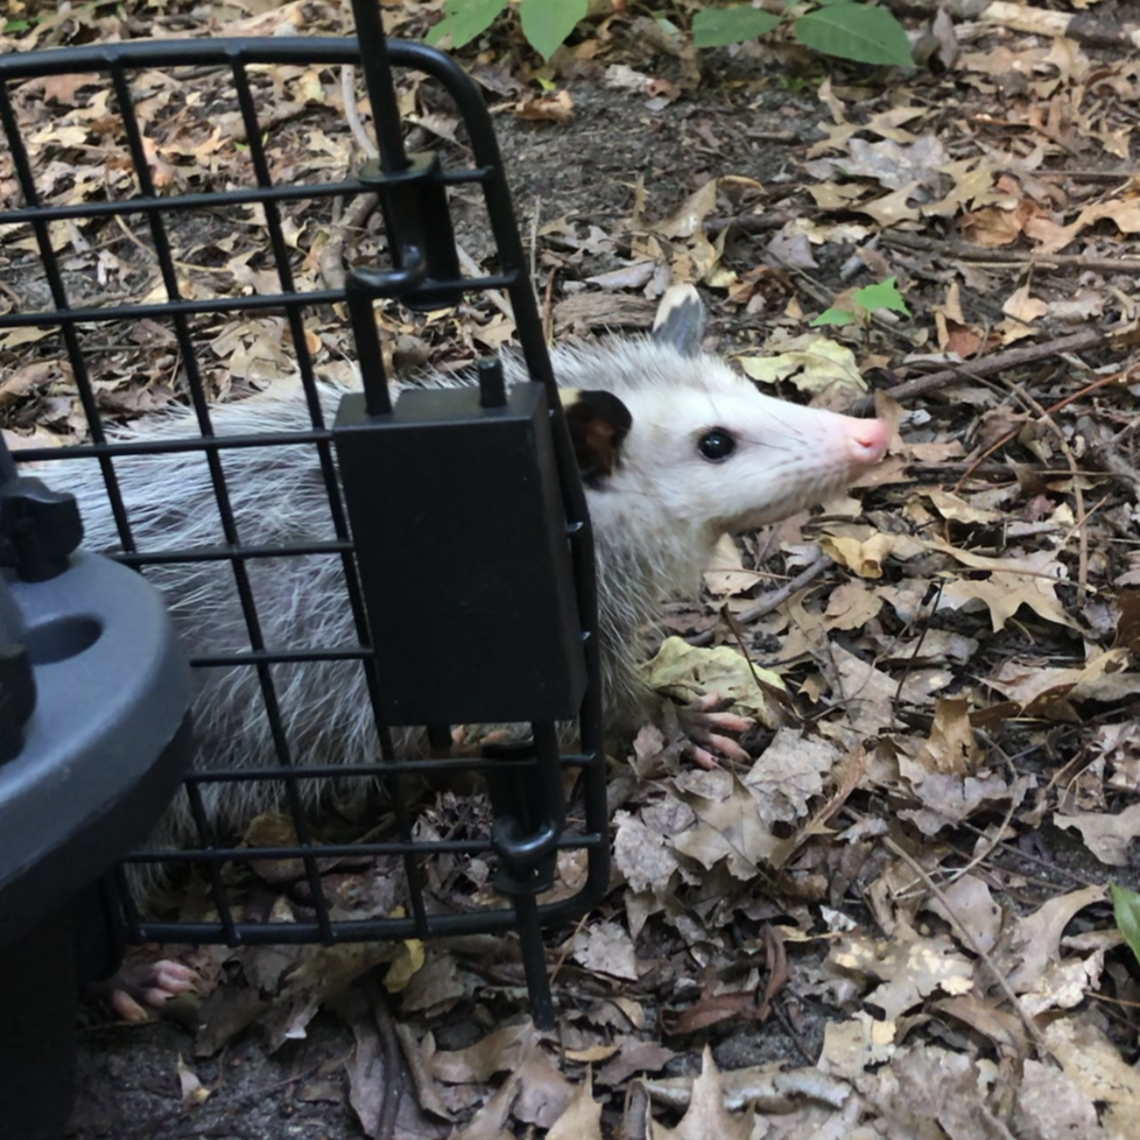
[1014,1057,1107,1140]
[819,532,895,579]
[856,182,923,227]
[665,770,775,875]
[865,1044,1004,1140]
[988,649,1139,716]
[261,941,398,1053]
[613,811,682,894]
[743,728,841,825]
[513,89,574,123]
[934,994,1029,1057]
[897,758,1027,836]
[935,543,1077,632]
[647,1060,851,1112]
[1034,192,1140,254]
[650,1047,752,1140]
[841,135,949,192]
[655,177,719,240]
[1004,885,1106,993]
[831,934,974,1020]
[1055,806,1140,867]
[431,1022,533,1084]
[177,1055,208,1106]
[670,769,777,877]
[922,874,1002,954]
[916,698,981,775]
[823,580,884,631]
[829,644,901,734]
[703,533,760,596]
[737,335,864,395]
[451,1073,520,1140]
[925,489,1003,525]
[1041,1017,1140,1140]
[570,920,639,982]
[1020,954,1105,1018]
[961,197,1050,247]
[818,1011,897,1079]
[546,1072,604,1140]
[596,1037,677,1088]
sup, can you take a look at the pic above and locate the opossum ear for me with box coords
[651,283,706,357]
[560,388,633,488]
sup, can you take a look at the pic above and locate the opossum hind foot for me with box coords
[678,693,755,769]
[89,958,199,1023]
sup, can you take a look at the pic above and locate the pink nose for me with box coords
[847,417,889,466]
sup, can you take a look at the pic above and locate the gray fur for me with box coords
[650,282,705,356]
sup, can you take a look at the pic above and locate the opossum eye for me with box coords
[697,428,737,462]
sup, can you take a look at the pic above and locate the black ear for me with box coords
[651,283,706,357]
[560,389,633,488]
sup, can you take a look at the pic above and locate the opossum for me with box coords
[50,285,887,1017]
[53,285,886,892]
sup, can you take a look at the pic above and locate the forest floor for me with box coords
[3,0,1140,1137]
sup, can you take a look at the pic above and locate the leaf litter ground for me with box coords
[3,1,1140,1137]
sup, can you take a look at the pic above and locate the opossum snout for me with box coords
[842,416,890,470]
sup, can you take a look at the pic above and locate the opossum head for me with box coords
[560,286,889,586]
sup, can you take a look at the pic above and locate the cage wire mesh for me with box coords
[0,19,609,1019]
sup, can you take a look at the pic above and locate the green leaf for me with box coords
[853,276,910,315]
[693,6,783,48]
[1112,884,1140,965]
[520,0,588,60]
[810,307,859,328]
[425,0,506,51]
[794,5,914,67]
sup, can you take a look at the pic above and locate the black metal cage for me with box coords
[0,7,609,1024]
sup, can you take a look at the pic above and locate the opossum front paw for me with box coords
[677,693,754,769]
[93,959,199,1023]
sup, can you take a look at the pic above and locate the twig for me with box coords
[369,978,406,1140]
[705,211,795,237]
[882,230,1140,272]
[996,373,1090,589]
[734,553,832,624]
[890,581,943,718]
[342,65,379,159]
[849,323,1136,417]
[894,741,1022,904]
[320,192,380,290]
[456,245,513,320]
[951,361,1140,580]
[529,194,541,289]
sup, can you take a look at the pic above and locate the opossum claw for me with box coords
[688,744,721,770]
[688,731,751,765]
[677,692,755,765]
[93,959,199,1023]
[695,694,754,736]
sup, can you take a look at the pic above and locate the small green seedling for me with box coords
[811,276,910,328]
[1112,883,1140,966]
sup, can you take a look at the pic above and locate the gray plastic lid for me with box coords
[0,551,191,943]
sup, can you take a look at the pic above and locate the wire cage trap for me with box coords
[0,3,609,1024]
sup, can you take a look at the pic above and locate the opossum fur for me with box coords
[51,287,888,874]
